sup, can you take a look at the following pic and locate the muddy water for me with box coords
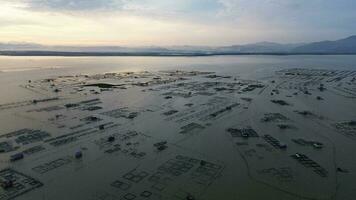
[0,55,355,200]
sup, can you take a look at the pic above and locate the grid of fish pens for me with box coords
[290,153,328,177]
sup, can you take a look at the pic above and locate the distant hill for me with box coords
[1,35,356,56]
[293,35,356,54]
[0,42,44,51]
[216,42,302,53]
[0,43,170,53]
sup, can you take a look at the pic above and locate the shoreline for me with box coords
[1,51,356,57]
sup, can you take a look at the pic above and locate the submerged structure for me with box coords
[0,68,355,200]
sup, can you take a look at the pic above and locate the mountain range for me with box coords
[1,35,356,56]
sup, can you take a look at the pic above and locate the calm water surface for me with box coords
[1,55,356,74]
[0,55,355,103]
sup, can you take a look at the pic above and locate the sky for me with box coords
[0,0,355,46]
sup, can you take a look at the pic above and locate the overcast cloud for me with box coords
[0,0,355,45]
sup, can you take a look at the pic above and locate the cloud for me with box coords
[1,0,355,45]
[21,0,223,14]
[217,0,356,28]
[24,0,125,11]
